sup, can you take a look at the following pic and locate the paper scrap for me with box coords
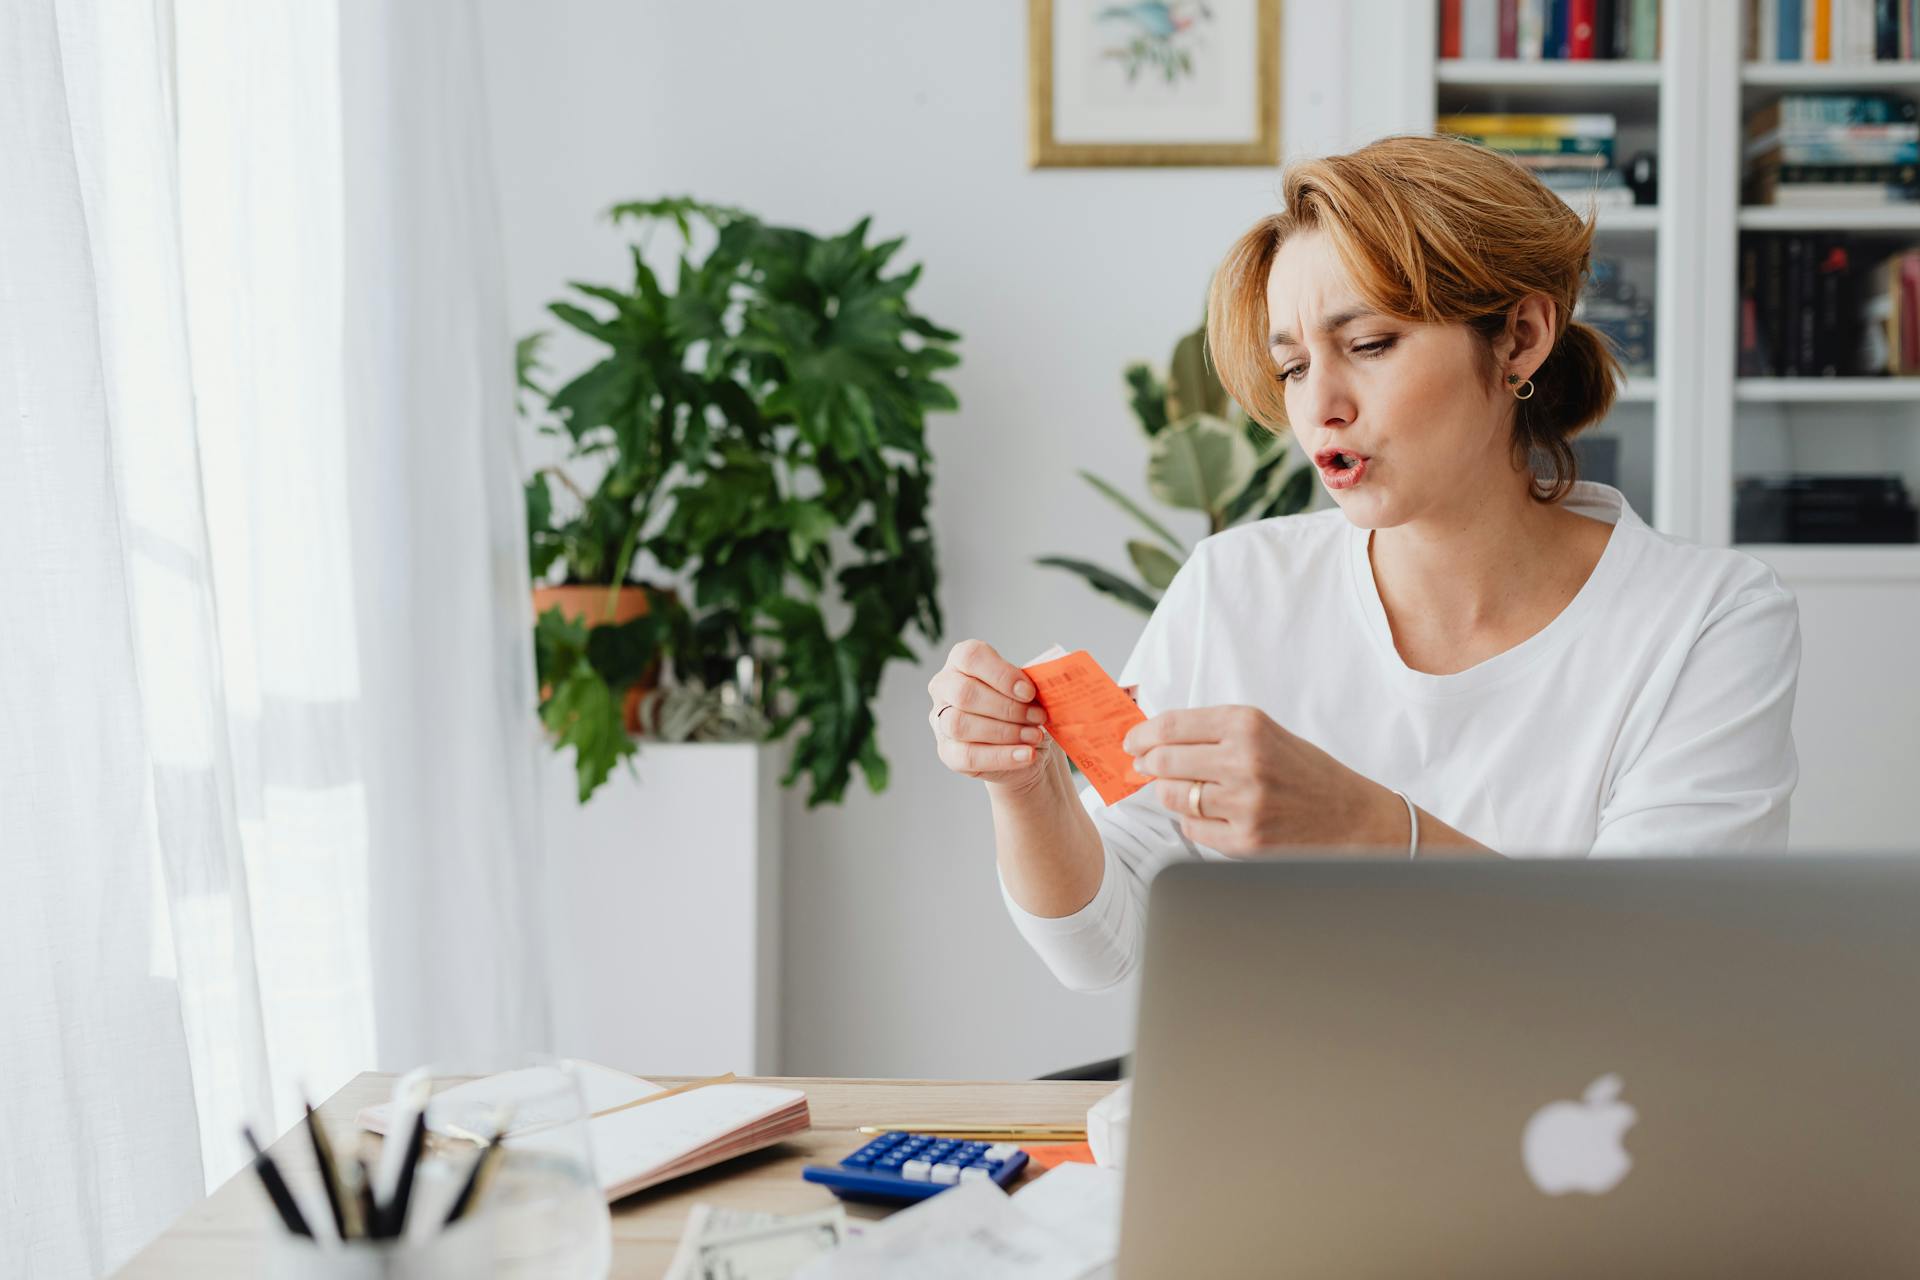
[1021,650,1150,806]
[1010,1163,1125,1264]
[791,1179,1103,1280]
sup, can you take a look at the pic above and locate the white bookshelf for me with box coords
[1413,1,1920,570]
[1737,378,1920,402]
[1737,207,1920,231]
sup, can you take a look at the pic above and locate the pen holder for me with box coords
[264,1216,493,1279]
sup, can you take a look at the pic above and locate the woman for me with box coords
[927,135,1801,993]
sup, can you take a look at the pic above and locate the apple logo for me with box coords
[1522,1073,1637,1196]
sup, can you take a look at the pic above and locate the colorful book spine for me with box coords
[1437,113,1618,136]
[1570,0,1597,56]
[1632,0,1659,58]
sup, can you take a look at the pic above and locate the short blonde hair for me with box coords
[1206,134,1621,504]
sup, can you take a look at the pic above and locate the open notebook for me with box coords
[357,1063,810,1201]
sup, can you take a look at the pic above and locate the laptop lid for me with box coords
[1118,856,1920,1278]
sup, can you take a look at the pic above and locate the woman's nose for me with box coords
[1298,362,1357,428]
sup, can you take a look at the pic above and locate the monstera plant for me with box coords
[1038,317,1313,612]
[522,196,960,806]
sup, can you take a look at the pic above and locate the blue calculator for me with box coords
[801,1133,1031,1203]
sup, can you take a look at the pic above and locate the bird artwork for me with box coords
[1096,2,1214,85]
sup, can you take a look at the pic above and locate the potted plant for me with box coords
[521,197,961,804]
[1038,316,1314,612]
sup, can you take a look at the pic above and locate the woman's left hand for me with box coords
[1123,706,1395,854]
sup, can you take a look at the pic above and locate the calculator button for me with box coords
[844,1154,871,1167]
[960,1166,992,1183]
[901,1159,932,1181]
[930,1163,962,1184]
[984,1143,1020,1161]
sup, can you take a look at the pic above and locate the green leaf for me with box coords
[516,332,550,413]
[1166,326,1214,421]
[1080,470,1186,556]
[1124,362,1169,436]
[1127,540,1183,591]
[1260,460,1315,519]
[1222,448,1290,525]
[542,660,636,802]
[547,300,620,345]
[1147,414,1259,516]
[1034,556,1158,614]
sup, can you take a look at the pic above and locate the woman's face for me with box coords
[1264,230,1516,528]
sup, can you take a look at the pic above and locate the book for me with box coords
[1632,0,1658,58]
[1441,0,1462,56]
[1436,112,1617,137]
[1520,0,1548,57]
[1500,0,1520,56]
[1748,94,1919,129]
[358,1063,811,1202]
[1451,133,1616,156]
[1464,0,1498,57]
[1570,0,1597,56]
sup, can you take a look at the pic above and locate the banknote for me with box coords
[665,1203,849,1280]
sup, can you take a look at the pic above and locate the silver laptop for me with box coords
[1119,856,1920,1277]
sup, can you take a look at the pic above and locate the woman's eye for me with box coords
[1354,338,1396,356]
[1277,364,1306,382]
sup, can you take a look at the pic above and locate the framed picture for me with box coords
[1028,0,1281,168]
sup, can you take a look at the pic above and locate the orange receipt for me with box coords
[1021,649,1151,806]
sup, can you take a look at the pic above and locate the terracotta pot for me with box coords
[532,584,667,734]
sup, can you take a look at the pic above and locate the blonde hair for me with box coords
[1206,134,1621,504]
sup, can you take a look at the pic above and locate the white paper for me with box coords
[1012,1163,1125,1262]
[1086,1080,1131,1169]
[792,1180,1104,1280]
[356,1062,660,1139]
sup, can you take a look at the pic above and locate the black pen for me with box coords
[242,1126,313,1238]
[302,1097,353,1239]
[380,1110,429,1238]
[442,1137,507,1227]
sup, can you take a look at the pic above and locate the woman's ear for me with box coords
[1505,293,1558,382]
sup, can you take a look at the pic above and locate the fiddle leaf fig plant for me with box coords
[523,196,960,806]
[1038,316,1313,613]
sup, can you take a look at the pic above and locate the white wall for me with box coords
[477,0,1403,1078]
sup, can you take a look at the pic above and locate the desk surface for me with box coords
[114,1072,1120,1277]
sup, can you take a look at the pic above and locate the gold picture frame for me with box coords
[1029,0,1281,168]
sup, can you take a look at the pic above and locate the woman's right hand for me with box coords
[927,639,1052,791]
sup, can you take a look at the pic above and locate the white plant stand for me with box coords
[540,739,782,1076]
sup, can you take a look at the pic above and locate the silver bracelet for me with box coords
[1393,788,1419,859]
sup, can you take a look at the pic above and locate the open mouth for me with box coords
[1314,448,1369,488]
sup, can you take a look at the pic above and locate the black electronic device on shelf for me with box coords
[1733,474,1920,544]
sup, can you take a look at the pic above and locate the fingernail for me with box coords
[1027,708,1046,724]
[1021,727,1042,744]
[1132,757,1147,772]
[1014,746,1032,762]
[1121,736,1135,753]
[1013,680,1034,701]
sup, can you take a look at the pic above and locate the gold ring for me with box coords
[1188,780,1205,818]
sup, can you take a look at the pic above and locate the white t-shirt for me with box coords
[1001,481,1802,992]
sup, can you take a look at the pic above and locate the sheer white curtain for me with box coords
[0,1,547,1274]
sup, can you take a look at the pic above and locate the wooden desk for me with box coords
[114,1073,1119,1277]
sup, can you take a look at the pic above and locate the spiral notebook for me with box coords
[357,1062,810,1201]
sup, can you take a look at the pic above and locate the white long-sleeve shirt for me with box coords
[1002,481,1802,992]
